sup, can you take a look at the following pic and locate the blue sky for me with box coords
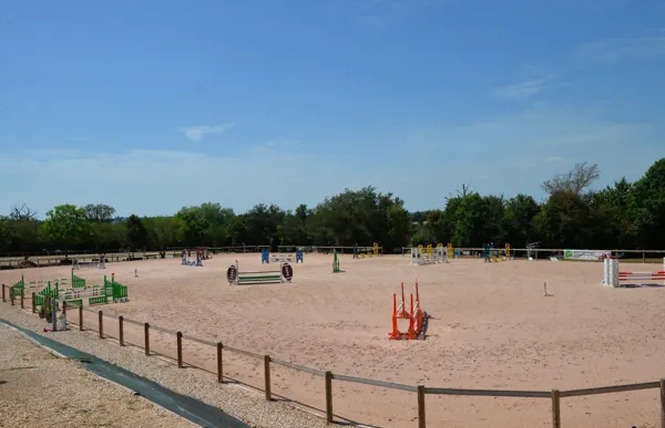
[1,0,664,217]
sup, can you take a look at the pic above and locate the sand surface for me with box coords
[2,253,664,428]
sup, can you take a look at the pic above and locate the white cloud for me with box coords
[493,75,557,100]
[0,105,661,217]
[577,32,665,64]
[179,123,234,141]
[265,139,300,148]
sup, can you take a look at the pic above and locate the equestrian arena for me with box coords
[2,253,665,428]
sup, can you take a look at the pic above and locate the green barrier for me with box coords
[16,272,128,312]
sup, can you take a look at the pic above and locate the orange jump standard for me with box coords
[388,281,427,340]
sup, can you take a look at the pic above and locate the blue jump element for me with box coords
[261,248,269,264]
[295,249,304,263]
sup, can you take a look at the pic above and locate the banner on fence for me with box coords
[564,249,607,261]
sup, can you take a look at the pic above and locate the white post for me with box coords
[609,258,619,288]
[411,247,422,266]
[602,258,609,286]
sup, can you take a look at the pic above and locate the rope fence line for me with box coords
[4,299,665,427]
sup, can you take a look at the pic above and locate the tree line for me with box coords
[1,159,663,256]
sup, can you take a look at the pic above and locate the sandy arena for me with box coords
[2,253,665,428]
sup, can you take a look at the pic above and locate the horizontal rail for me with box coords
[270,357,325,377]
[121,317,144,326]
[237,271,282,275]
[424,387,551,398]
[181,334,217,347]
[223,344,263,360]
[331,373,417,392]
[560,381,661,397]
[149,324,178,335]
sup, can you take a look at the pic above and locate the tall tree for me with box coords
[503,194,541,246]
[84,204,116,222]
[542,162,600,195]
[126,214,148,250]
[177,203,235,246]
[536,191,592,248]
[244,204,285,248]
[43,204,90,250]
[9,204,38,221]
[631,159,665,249]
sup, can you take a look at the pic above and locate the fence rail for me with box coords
[560,381,661,398]
[424,387,551,398]
[4,297,665,428]
[331,373,417,392]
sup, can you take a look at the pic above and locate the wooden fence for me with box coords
[2,288,665,427]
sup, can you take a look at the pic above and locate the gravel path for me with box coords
[0,322,196,428]
[0,304,328,428]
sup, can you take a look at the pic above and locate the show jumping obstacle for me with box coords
[410,244,446,265]
[261,248,304,264]
[226,261,294,285]
[182,248,205,267]
[389,281,427,340]
[484,243,511,262]
[10,271,128,319]
[332,250,343,273]
[73,254,106,270]
[602,257,665,288]
[353,243,380,259]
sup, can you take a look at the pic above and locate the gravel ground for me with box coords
[0,322,196,428]
[0,304,328,428]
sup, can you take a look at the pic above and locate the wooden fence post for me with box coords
[78,305,83,331]
[325,371,333,424]
[119,316,124,346]
[62,301,67,316]
[20,289,24,309]
[417,385,426,428]
[144,323,150,355]
[32,292,36,313]
[177,332,183,368]
[10,287,14,306]
[217,342,223,383]
[2,284,5,302]
[660,379,665,428]
[264,355,271,401]
[551,389,561,428]
[98,310,104,338]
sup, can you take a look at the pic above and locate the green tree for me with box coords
[177,208,209,246]
[307,186,404,246]
[176,203,235,246]
[536,191,592,248]
[126,214,148,250]
[84,204,116,222]
[244,204,285,249]
[278,204,311,245]
[631,158,665,249]
[229,216,248,245]
[591,178,635,248]
[43,204,90,250]
[91,221,127,253]
[144,216,185,250]
[503,194,541,246]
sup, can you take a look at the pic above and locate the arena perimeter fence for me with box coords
[3,290,665,428]
[3,246,665,270]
